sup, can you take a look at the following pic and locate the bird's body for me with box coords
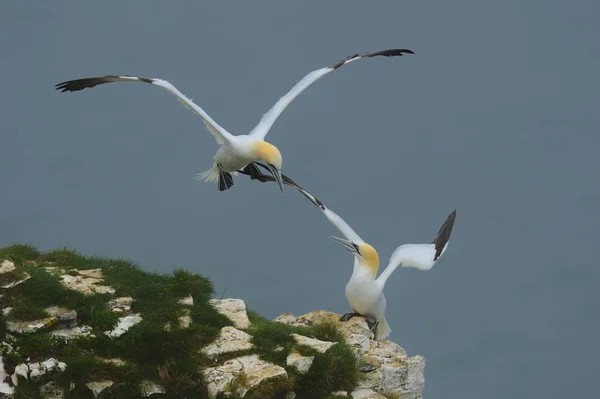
[289,186,456,340]
[55,49,414,192]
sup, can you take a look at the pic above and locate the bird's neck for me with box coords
[354,258,378,280]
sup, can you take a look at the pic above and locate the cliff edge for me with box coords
[0,244,424,399]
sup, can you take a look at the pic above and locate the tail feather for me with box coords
[376,318,391,340]
[196,166,220,183]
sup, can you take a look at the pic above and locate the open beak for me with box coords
[267,163,284,193]
[329,236,358,254]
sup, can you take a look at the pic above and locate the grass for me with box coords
[0,244,364,398]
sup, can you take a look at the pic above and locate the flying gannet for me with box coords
[54,49,414,192]
[272,184,456,340]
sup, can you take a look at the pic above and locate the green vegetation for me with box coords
[0,244,362,398]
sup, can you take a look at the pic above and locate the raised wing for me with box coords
[376,210,456,287]
[249,48,414,140]
[55,75,233,145]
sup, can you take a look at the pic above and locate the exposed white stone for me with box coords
[365,340,407,364]
[108,296,134,312]
[332,391,349,397]
[0,260,15,274]
[291,333,335,353]
[140,380,166,396]
[40,381,63,399]
[178,295,194,306]
[6,316,58,334]
[286,352,314,373]
[98,357,127,367]
[0,354,14,395]
[104,314,142,337]
[59,269,115,295]
[203,354,287,399]
[351,388,387,399]
[51,325,95,340]
[29,358,66,380]
[179,309,192,329]
[11,363,29,386]
[45,305,77,321]
[86,380,114,397]
[2,307,12,316]
[201,326,254,359]
[359,355,425,398]
[209,298,251,329]
[2,272,31,288]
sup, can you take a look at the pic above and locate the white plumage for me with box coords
[55,49,414,192]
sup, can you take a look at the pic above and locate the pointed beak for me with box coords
[267,163,284,193]
[329,236,357,253]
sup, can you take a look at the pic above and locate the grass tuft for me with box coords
[295,342,360,398]
[0,244,40,264]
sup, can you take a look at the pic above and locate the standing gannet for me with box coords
[54,49,414,192]
[283,186,456,340]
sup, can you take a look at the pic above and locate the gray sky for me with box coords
[1,1,599,398]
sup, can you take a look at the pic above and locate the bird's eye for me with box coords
[353,243,360,253]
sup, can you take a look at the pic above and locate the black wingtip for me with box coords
[432,209,457,260]
[331,48,415,69]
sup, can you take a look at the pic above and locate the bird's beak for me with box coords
[329,236,357,254]
[267,163,284,193]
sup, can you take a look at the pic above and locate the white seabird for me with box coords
[55,49,414,192]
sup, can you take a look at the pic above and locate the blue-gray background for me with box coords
[1,1,599,398]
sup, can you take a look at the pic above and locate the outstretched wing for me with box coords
[249,48,414,140]
[376,210,457,287]
[55,75,233,145]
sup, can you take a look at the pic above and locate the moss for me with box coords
[295,342,360,398]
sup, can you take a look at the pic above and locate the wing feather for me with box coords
[249,48,414,140]
[55,75,232,144]
[376,210,456,287]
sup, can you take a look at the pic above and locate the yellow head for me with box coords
[251,141,284,193]
[330,237,380,278]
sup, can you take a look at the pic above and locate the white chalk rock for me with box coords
[45,305,77,322]
[104,314,142,337]
[351,388,388,399]
[178,295,194,306]
[11,363,29,386]
[209,298,251,329]
[2,307,12,316]
[0,260,15,274]
[178,309,192,328]
[201,326,254,359]
[59,269,115,295]
[108,296,134,312]
[291,333,335,353]
[6,316,58,334]
[40,381,63,399]
[51,325,95,340]
[140,379,166,396]
[0,354,14,395]
[2,272,31,288]
[86,380,114,398]
[203,354,287,399]
[286,352,314,374]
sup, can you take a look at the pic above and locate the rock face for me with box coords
[203,354,288,399]
[0,251,426,399]
[275,311,426,399]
